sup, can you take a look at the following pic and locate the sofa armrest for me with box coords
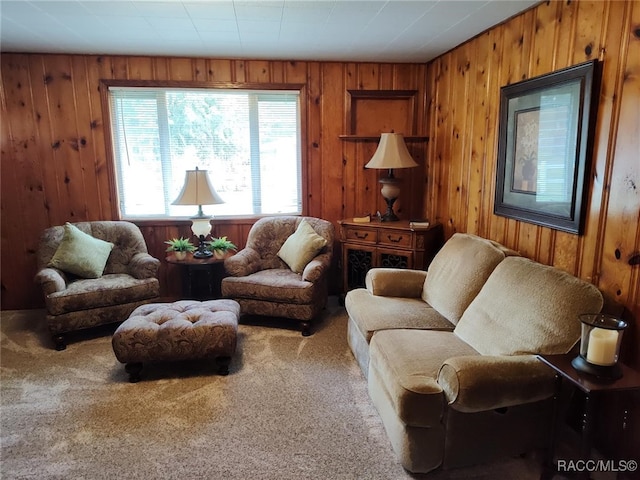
[34,267,67,295]
[302,252,331,283]
[437,354,556,413]
[365,268,427,298]
[129,252,160,279]
[224,248,261,277]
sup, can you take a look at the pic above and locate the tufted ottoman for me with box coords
[112,299,240,382]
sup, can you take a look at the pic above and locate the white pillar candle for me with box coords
[586,328,619,366]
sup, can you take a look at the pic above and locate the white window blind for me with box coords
[108,86,302,218]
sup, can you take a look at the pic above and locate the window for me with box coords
[107,85,302,219]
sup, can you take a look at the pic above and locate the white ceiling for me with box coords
[0,0,539,63]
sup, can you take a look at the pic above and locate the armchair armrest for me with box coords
[224,247,261,277]
[365,268,427,298]
[34,267,67,295]
[437,354,556,413]
[302,252,331,283]
[129,252,160,279]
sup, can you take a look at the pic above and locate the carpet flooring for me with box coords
[1,299,548,480]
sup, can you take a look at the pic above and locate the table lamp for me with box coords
[172,167,224,258]
[365,133,418,222]
[571,313,628,380]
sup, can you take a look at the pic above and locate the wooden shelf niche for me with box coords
[340,90,427,141]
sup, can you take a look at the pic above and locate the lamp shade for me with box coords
[172,167,224,209]
[365,133,419,170]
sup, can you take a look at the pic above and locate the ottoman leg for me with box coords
[125,362,143,383]
[216,357,231,376]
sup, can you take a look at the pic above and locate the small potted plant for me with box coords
[207,236,237,259]
[165,237,196,261]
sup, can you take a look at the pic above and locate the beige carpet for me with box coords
[1,299,544,480]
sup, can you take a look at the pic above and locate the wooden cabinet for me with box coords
[338,219,444,292]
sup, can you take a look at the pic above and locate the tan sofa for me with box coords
[345,233,603,473]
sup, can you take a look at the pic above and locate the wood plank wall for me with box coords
[0,55,428,309]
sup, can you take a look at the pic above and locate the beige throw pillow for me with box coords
[277,220,327,273]
[48,223,114,278]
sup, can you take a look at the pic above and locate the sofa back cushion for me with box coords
[422,233,513,325]
[454,256,604,355]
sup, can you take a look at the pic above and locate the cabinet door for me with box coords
[343,244,376,290]
[377,248,413,269]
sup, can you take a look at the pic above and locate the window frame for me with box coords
[100,79,308,222]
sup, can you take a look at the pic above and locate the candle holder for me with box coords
[571,313,627,380]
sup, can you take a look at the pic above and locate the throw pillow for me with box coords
[277,220,327,273]
[48,223,114,278]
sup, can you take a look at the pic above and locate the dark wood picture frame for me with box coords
[494,60,599,234]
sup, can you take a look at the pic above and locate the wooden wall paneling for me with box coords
[320,63,346,222]
[85,56,117,220]
[434,55,455,237]
[305,62,323,219]
[445,44,471,233]
[206,59,233,82]
[600,1,639,316]
[580,3,628,286]
[283,60,308,84]
[43,55,86,222]
[465,33,488,235]
[167,58,194,81]
[110,56,130,79]
[27,55,61,228]
[70,55,102,221]
[246,60,271,83]
[192,58,207,82]
[1,58,44,305]
[233,60,246,83]
[126,56,155,80]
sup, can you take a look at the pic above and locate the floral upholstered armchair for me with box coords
[221,216,334,336]
[35,221,160,350]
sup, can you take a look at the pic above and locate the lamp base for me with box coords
[571,355,622,380]
[379,176,401,222]
[380,199,399,222]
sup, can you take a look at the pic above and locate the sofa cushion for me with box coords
[221,269,315,304]
[346,288,454,343]
[369,329,479,427]
[422,233,515,325]
[454,256,604,356]
[277,219,327,273]
[45,274,159,316]
[48,223,114,278]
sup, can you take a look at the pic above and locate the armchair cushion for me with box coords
[454,257,604,356]
[48,223,114,278]
[277,219,327,273]
[438,355,556,413]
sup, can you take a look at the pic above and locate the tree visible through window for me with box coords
[108,86,302,218]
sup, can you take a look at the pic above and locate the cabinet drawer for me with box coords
[344,226,376,244]
[378,229,412,248]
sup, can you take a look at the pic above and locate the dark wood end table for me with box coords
[537,353,640,480]
[166,253,228,300]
